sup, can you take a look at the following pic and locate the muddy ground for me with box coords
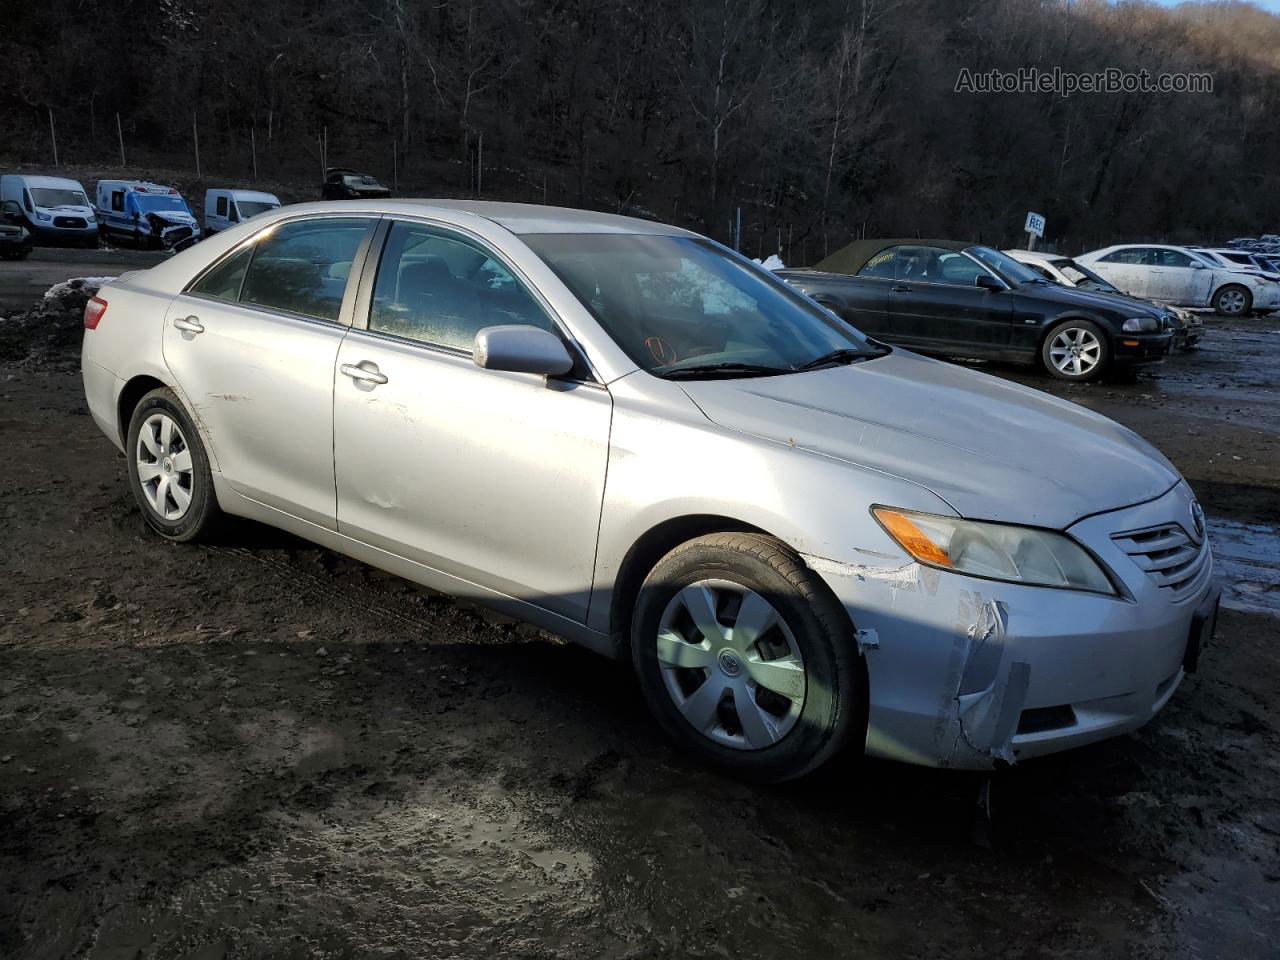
[1,250,1277,959]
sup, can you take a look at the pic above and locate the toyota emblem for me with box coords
[1189,499,1205,541]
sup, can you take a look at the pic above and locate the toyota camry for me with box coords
[81,201,1219,781]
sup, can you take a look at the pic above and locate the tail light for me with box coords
[84,296,108,330]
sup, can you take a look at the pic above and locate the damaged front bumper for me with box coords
[806,482,1216,770]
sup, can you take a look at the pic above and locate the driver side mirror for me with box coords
[975,274,1004,292]
[0,200,20,219]
[473,325,574,377]
[1190,261,1206,270]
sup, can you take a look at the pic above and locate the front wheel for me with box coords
[1212,285,1251,317]
[1041,319,1110,381]
[125,388,224,542]
[631,533,863,782]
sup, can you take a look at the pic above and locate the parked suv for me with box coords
[777,239,1172,381]
[321,168,391,201]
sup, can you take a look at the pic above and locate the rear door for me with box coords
[886,245,1011,353]
[162,215,376,529]
[331,218,611,622]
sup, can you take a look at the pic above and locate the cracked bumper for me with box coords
[807,484,1216,770]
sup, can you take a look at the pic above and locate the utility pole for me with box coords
[116,113,126,166]
[48,107,58,166]
[251,127,258,180]
[193,113,201,178]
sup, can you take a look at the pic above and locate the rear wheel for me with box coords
[1041,319,1110,381]
[125,388,224,542]
[1212,284,1251,317]
[631,533,862,782]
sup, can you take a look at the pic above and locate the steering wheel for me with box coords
[645,336,678,366]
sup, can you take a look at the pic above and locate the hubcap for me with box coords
[1220,290,1245,314]
[1049,327,1102,377]
[655,580,806,751]
[136,413,194,521]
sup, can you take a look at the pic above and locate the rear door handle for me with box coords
[339,362,388,385]
[173,315,205,334]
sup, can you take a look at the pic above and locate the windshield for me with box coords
[236,200,278,219]
[967,246,1042,285]
[343,175,380,187]
[524,234,885,377]
[135,194,188,214]
[1053,258,1118,292]
[31,188,87,208]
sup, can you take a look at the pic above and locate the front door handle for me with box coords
[339,362,388,385]
[890,284,911,293]
[173,315,205,334]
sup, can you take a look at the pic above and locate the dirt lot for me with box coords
[1,251,1278,959]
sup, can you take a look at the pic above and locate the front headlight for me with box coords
[1122,316,1158,333]
[35,211,52,222]
[86,212,96,223]
[872,507,1116,594]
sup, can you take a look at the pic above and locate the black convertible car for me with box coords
[777,238,1173,381]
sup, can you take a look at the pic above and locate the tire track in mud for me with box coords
[1207,516,1280,616]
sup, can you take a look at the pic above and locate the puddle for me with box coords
[1208,516,1280,617]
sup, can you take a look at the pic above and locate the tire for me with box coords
[630,533,863,783]
[125,388,224,542]
[1041,318,1110,381]
[1212,284,1251,317]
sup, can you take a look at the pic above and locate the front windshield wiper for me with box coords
[794,347,884,372]
[660,362,793,380]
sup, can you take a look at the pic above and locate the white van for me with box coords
[95,180,201,250]
[204,189,281,235]
[0,174,98,246]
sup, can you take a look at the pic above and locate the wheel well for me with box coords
[116,375,168,446]
[610,515,767,649]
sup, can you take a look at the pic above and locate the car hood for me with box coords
[677,350,1179,529]
[1012,281,1162,317]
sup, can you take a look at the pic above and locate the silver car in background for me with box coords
[81,201,1220,780]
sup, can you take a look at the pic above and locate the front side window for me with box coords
[1155,249,1196,268]
[216,196,228,217]
[240,217,373,322]
[933,251,986,286]
[524,233,884,376]
[966,246,1039,284]
[369,221,555,350]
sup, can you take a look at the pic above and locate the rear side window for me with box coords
[1101,248,1152,265]
[368,221,555,350]
[239,218,373,322]
[190,245,253,301]
[857,247,899,279]
[111,191,124,212]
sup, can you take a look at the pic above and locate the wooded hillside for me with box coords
[5,0,1279,258]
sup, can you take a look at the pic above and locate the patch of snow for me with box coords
[43,277,118,300]
[753,254,785,271]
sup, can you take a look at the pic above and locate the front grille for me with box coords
[53,216,87,228]
[1112,523,1209,601]
[1017,704,1077,735]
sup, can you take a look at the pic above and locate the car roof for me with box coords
[1003,248,1067,263]
[220,189,279,202]
[814,237,974,274]
[9,175,87,190]
[282,199,696,237]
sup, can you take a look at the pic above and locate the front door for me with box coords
[162,215,376,529]
[887,245,1011,352]
[332,219,612,622]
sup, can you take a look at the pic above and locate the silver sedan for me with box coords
[81,201,1219,780]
